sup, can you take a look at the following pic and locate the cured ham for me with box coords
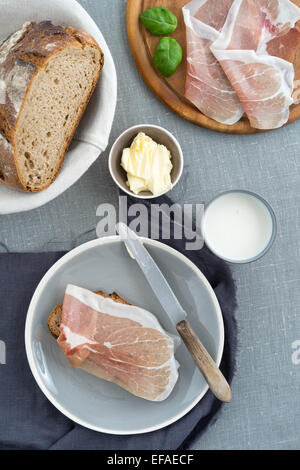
[57,285,179,401]
[211,0,300,129]
[183,0,244,125]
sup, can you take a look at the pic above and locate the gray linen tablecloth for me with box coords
[0,0,299,450]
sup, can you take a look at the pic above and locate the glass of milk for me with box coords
[202,190,277,263]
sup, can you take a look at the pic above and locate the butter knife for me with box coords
[116,223,232,403]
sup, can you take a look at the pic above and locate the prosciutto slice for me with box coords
[211,0,300,129]
[57,285,179,401]
[183,0,244,125]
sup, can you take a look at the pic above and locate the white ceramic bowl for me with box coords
[0,0,117,214]
[108,124,184,199]
[25,236,224,435]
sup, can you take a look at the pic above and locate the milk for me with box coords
[202,192,275,263]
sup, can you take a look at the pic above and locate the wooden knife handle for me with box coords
[176,319,232,403]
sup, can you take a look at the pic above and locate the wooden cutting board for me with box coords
[126,0,300,134]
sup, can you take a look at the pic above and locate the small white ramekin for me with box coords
[108,124,184,199]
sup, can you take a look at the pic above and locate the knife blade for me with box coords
[117,222,187,326]
[116,223,232,403]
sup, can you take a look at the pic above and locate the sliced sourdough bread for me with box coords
[0,21,104,192]
[48,291,130,339]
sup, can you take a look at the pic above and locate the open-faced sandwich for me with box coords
[48,285,179,402]
[0,21,104,192]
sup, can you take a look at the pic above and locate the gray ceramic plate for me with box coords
[25,237,224,435]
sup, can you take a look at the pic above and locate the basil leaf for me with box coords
[153,37,183,77]
[140,7,178,35]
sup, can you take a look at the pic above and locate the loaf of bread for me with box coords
[0,21,104,192]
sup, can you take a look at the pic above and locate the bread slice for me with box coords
[56,285,179,401]
[48,290,131,339]
[48,304,63,339]
[0,21,104,192]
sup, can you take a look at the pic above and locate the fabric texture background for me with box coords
[0,196,237,450]
[0,0,299,451]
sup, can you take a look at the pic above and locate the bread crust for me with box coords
[48,291,131,339]
[0,21,104,191]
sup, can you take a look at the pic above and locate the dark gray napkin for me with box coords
[0,197,237,450]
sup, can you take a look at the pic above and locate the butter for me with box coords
[121,132,173,196]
